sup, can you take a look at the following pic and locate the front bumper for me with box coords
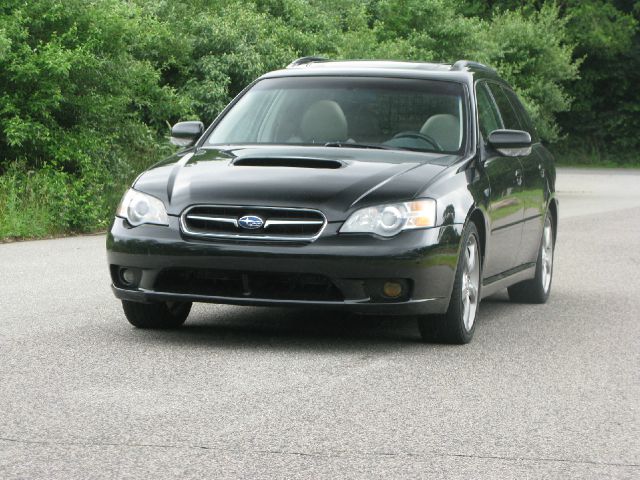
[106,217,463,315]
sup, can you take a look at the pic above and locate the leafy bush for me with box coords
[0,0,190,237]
[460,0,640,160]
[472,4,579,141]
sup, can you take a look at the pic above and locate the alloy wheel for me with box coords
[461,234,480,331]
[541,217,554,293]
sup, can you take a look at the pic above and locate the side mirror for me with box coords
[487,129,532,157]
[170,121,204,147]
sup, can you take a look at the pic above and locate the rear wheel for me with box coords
[418,222,481,344]
[122,300,191,329]
[508,212,554,304]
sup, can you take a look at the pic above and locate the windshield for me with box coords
[206,76,466,154]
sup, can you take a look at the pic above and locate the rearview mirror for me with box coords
[170,121,204,147]
[487,129,532,157]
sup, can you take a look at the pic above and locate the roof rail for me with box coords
[287,56,329,68]
[451,60,496,74]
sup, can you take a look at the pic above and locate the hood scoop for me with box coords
[232,157,343,169]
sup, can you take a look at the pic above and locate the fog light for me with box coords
[383,281,403,298]
[120,268,137,286]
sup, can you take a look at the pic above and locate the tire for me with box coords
[418,222,481,344]
[508,212,554,304]
[121,300,192,329]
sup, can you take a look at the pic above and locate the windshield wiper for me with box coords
[324,142,398,151]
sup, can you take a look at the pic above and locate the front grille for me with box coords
[155,268,343,301]
[181,205,326,241]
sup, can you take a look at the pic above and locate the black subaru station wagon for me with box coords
[107,58,557,344]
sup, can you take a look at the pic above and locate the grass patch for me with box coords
[0,162,130,241]
[550,142,639,168]
[0,169,59,239]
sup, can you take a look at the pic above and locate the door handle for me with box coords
[515,169,523,186]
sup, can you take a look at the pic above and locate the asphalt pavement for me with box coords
[1,168,639,479]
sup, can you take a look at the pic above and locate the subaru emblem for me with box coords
[238,215,264,229]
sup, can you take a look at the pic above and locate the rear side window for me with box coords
[475,82,502,140]
[487,83,523,131]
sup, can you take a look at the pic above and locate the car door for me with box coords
[476,82,525,278]
[489,84,547,267]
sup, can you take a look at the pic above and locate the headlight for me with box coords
[116,189,169,227]
[340,199,436,237]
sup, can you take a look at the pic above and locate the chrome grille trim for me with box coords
[263,219,324,228]
[187,215,239,227]
[180,205,327,242]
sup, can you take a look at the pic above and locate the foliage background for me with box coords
[0,0,638,239]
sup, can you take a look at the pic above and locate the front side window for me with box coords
[502,87,538,142]
[475,82,502,140]
[487,83,523,131]
[207,77,467,154]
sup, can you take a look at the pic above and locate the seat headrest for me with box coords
[301,100,348,143]
[420,114,461,151]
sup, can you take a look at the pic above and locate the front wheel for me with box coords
[122,300,192,329]
[418,222,481,344]
[508,212,555,304]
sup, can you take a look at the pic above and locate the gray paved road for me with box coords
[1,168,639,479]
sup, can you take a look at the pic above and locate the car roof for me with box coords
[260,58,503,86]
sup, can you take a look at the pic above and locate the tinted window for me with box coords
[487,83,523,131]
[207,76,467,154]
[475,82,502,140]
[503,87,538,141]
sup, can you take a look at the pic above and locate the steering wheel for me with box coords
[391,131,444,151]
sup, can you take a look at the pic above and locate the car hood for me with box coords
[134,146,456,220]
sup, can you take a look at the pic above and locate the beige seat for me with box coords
[420,114,461,151]
[300,100,348,143]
